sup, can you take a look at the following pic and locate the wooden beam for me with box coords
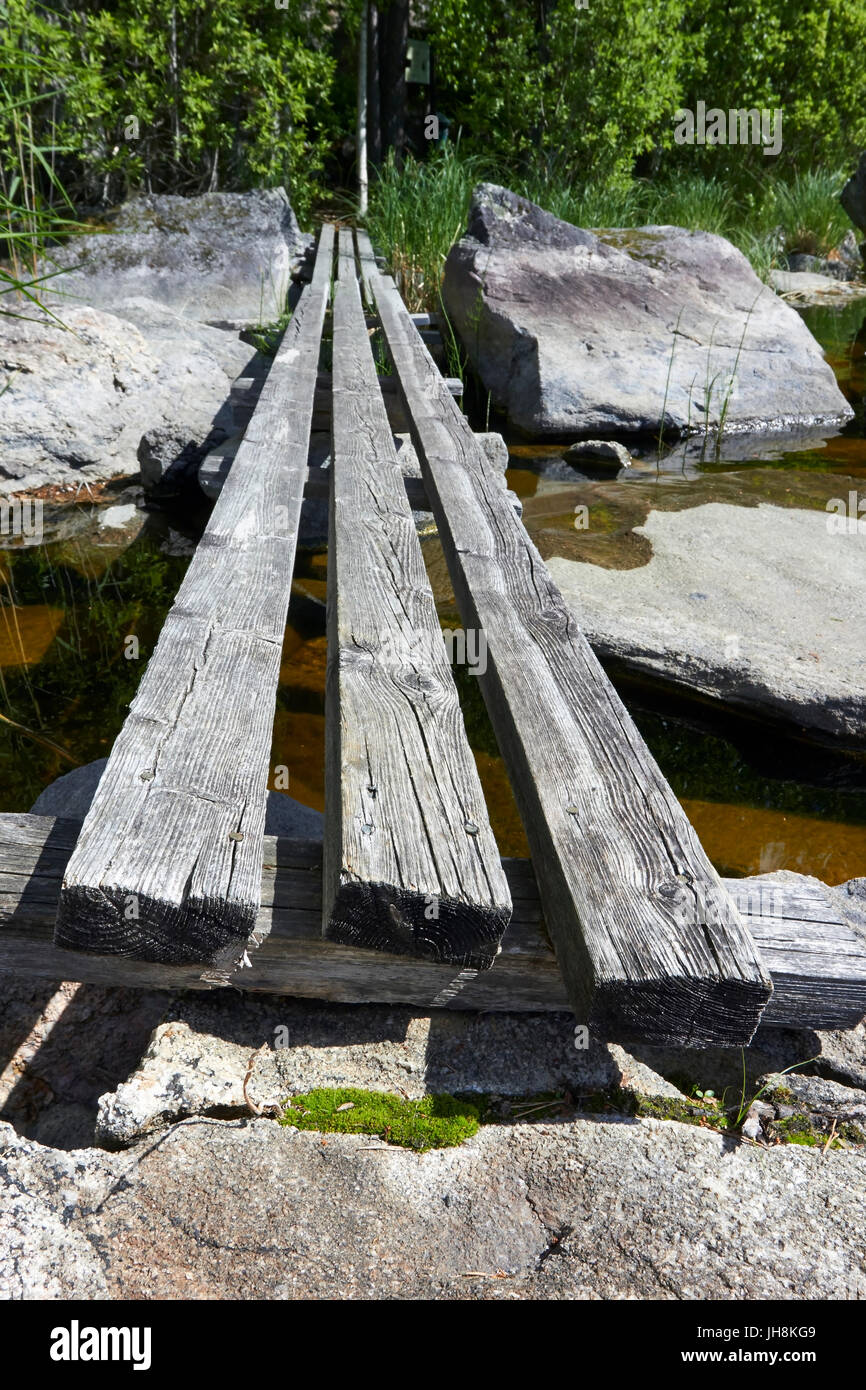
[53,227,335,969]
[324,229,510,970]
[6,816,866,1031]
[357,229,773,1048]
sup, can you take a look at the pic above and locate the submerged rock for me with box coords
[30,757,324,838]
[564,439,632,471]
[546,501,866,745]
[442,183,853,437]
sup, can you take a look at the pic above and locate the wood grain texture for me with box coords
[7,816,866,1029]
[53,226,335,968]
[357,229,773,1047]
[324,229,510,968]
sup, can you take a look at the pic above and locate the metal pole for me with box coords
[357,0,369,217]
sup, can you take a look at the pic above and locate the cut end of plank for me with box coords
[324,878,510,971]
[54,882,254,969]
[588,974,773,1049]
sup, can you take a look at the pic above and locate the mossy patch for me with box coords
[277,1085,865,1153]
[768,1113,865,1149]
[763,1085,796,1106]
[622,1090,730,1132]
[280,1088,480,1152]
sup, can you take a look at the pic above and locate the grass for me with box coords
[363,144,489,312]
[764,168,853,257]
[362,152,855,311]
[0,70,84,320]
[248,305,293,357]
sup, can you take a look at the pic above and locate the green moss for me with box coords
[626,1090,729,1131]
[765,1085,796,1105]
[280,1088,480,1152]
[766,1113,864,1148]
[772,1114,821,1143]
[277,1085,865,1154]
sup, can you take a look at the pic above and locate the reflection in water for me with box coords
[681,799,866,884]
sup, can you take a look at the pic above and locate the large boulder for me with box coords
[41,188,311,324]
[0,297,250,491]
[442,184,853,437]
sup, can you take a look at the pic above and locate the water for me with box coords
[2,302,865,883]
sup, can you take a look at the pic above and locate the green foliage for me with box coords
[280,1087,480,1151]
[427,0,691,188]
[0,0,337,222]
[4,0,864,282]
[248,306,293,359]
[0,6,87,312]
[426,0,866,188]
[761,170,853,256]
[688,0,866,176]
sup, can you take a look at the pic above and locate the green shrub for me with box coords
[0,0,337,222]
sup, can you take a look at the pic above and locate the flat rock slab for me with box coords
[42,189,310,324]
[546,502,866,745]
[443,183,852,436]
[769,269,866,305]
[2,1113,864,1298]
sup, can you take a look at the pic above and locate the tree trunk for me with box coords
[367,3,382,169]
[380,0,408,164]
[169,5,182,168]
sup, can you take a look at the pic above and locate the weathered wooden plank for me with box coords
[6,815,866,1028]
[358,229,773,1047]
[324,229,510,969]
[53,226,335,969]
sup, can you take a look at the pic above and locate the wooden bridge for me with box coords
[3,225,866,1048]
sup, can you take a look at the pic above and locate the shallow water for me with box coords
[1,303,864,884]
